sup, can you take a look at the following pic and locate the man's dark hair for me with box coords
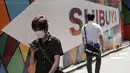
[87,13,95,21]
[31,15,48,31]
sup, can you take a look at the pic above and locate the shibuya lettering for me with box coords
[69,7,117,36]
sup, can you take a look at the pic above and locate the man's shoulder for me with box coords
[94,23,101,28]
[31,39,39,44]
[50,36,60,42]
[81,24,87,29]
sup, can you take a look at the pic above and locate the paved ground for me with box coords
[69,46,130,73]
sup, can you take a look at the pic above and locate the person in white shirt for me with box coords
[81,13,104,73]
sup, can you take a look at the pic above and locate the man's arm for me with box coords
[97,25,104,50]
[99,35,104,50]
[29,47,37,65]
[30,52,36,65]
[81,26,86,48]
[49,55,60,73]
[49,39,63,73]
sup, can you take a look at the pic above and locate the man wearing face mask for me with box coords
[29,15,63,73]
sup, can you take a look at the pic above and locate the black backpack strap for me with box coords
[84,26,87,43]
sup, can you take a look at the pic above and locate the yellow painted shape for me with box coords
[69,47,78,64]
[19,43,29,62]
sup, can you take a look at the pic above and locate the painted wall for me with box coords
[122,0,130,40]
[0,0,122,73]
[0,0,33,73]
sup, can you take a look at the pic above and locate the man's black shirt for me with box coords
[34,35,63,73]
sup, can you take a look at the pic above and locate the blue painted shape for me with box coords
[76,45,83,63]
[24,55,30,73]
[23,66,28,73]
[63,52,70,68]
[77,44,84,55]
[5,0,30,20]
[124,0,130,9]
[0,64,6,73]
[25,55,30,68]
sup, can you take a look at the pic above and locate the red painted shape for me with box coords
[3,36,18,67]
[124,24,130,40]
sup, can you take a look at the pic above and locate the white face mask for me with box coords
[35,31,45,38]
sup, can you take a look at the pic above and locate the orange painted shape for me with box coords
[100,0,104,5]
[69,47,78,64]
[19,43,29,62]
[0,0,10,31]
[120,17,124,40]
[0,32,3,35]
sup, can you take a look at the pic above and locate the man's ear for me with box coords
[44,29,47,33]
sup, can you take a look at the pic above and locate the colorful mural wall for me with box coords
[0,0,33,73]
[63,0,122,68]
[122,0,130,40]
[0,0,122,73]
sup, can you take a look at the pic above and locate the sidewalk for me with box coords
[63,41,130,73]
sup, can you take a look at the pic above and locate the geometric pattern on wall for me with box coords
[122,1,130,24]
[122,0,130,39]
[62,44,85,68]
[30,0,35,3]
[25,55,30,73]
[76,44,85,63]
[0,0,10,34]
[0,0,122,72]
[0,33,8,56]
[23,66,28,73]
[104,0,109,5]
[76,46,82,63]
[63,52,73,68]
[7,47,24,73]
[0,0,35,72]
[3,36,18,67]
[63,0,122,68]
[69,47,78,64]
[123,0,130,9]
[67,52,73,66]
[19,43,29,62]
[111,0,118,7]
[0,64,6,73]
[4,0,30,20]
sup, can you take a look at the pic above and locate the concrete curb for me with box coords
[65,42,130,73]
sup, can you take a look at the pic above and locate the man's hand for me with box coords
[49,55,60,73]
[30,47,38,53]
[29,43,38,53]
[29,44,38,65]
[99,35,104,51]
[49,72,54,73]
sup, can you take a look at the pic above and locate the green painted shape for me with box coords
[118,2,122,12]
[7,47,24,73]
[122,4,130,24]
[104,0,108,6]
[0,33,8,56]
